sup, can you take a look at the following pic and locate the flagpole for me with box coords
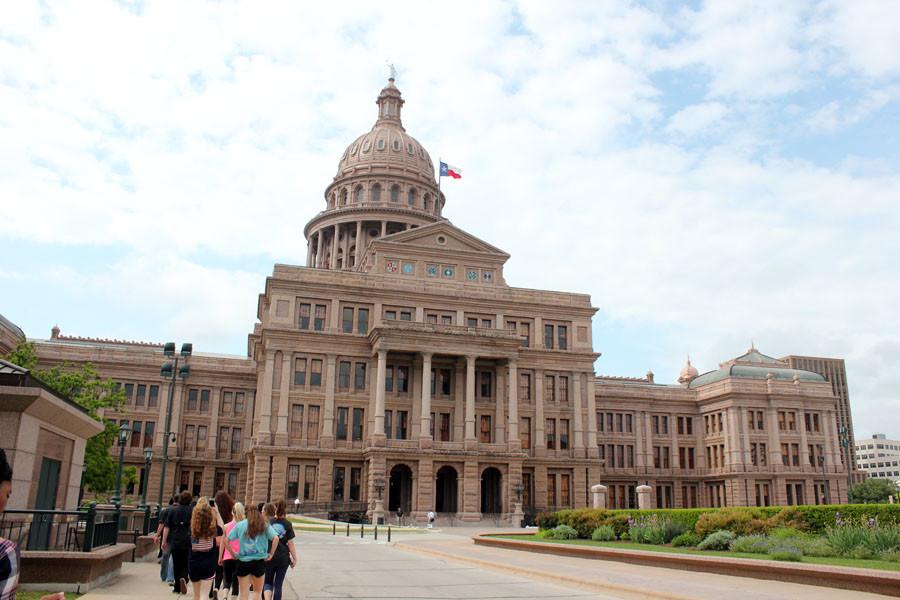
[438,156,442,194]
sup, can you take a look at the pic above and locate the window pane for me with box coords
[357,308,369,334]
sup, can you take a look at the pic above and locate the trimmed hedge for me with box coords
[546,504,900,539]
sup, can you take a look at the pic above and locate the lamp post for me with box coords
[511,481,525,528]
[373,476,386,525]
[139,447,153,509]
[818,454,830,504]
[839,425,853,500]
[157,342,192,509]
[111,423,131,507]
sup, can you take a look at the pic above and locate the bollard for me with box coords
[374,526,378,541]
[360,524,364,538]
[346,523,350,537]
[332,523,336,536]
[387,525,391,543]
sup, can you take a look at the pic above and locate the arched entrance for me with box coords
[388,464,413,514]
[480,467,502,514]
[435,466,458,513]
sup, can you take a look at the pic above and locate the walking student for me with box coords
[228,505,278,600]
[157,496,176,585]
[217,500,243,600]
[262,501,297,600]
[211,492,234,599]
[188,497,221,600]
[163,491,194,595]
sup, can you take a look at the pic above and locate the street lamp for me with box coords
[111,423,131,507]
[139,447,153,509]
[372,476,386,525]
[157,342,191,509]
[839,425,853,498]
[512,482,525,504]
[818,454,830,505]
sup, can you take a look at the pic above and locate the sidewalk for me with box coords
[79,561,178,600]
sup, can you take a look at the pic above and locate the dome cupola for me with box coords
[678,357,699,385]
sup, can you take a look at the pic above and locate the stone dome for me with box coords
[333,79,436,184]
[678,358,699,385]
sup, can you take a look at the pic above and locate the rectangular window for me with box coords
[338,361,351,389]
[481,318,492,328]
[231,430,242,459]
[310,359,323,386]
[560,473,571,507]
[386,310,397,320]
[307,406,320,441]
[314,304,326,331]
[349,467,361,501]
[813,413,820,432]
[184,425,195,451]
[384,410,393,439]
[287,465,300,500]
[791,443,800,466]
[222,391,233,415]
[557,325,567,350]
[547,474,557,507]
[135,384,146,407]
[124,383,135,405]
[397,410,408,440]
[197,425,208,450]
[427,313,438,324]
[467,317,478,327]
[353,362,366,391]
[440,368,452,395]
[385,366,394,392]
[148,385,159,408]
[596,412,604,433]
[144,421,155,447]
[332,466,345,501]
[781,443,790,466]
[521,417,531,449]
[357,308,369,335]
[299,303,311,329]
[559,419,569,450]
[652,415,659,434]
[626,413,633,432]
[778,411,786,431]
[187,389,198,411]
[479,415,492,443]
[441,314,453,325]
[342,307,354,333]
[559,376,568,402]
[400,311,412,321]
[544,324,554,349]
[234,392,245,415]
[788,412,796,431]
[336,407,349,440]
[520,322,530,347]
[397,366,409,393]
[130,421,142,447]
[440,413,451,442]
[219,427,230,453]
[304,466,317,500]
[546,418,556,449]
[200,390,210,413]
[352,408,364,441]
[545,375,555,402]
[480,371,492,398]
[519,373,531,401]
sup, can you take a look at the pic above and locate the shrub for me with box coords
[880,550,900,563]
[554,509,608,539]
[548,524,578,540]
[850,546,876,560]
[796,537,836,557]
[601,514,633,539]
[730,534,771,554]
[660,519,687,543]
[863,525,900,554]
[591,525,616,541]
[826,525,871,556]
[671,532,701,547]
[767,507,809,532]
[768,544,803,562]
[768,526,806,541]
[629,521,665,545]
[697,530,736,551]
[536,511,558,531]
[695,508,768,538]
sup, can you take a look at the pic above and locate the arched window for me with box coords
[390,185,400,202]
[341,189,348,206]
[423,194,430,212]
[349,245,356,267]
[372,184,382,202]
[354,185,364,203]
[407,188,417,206]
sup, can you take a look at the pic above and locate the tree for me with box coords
[3,339,126,499]
[849,478,900,504]
[122,466,138,500]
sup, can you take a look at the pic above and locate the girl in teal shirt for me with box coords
[227,506,278,600]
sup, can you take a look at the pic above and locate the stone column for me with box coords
[535,369,545,457]
[767,408,782,470]
[306,238,313,267]
[258,351,275,440]
[637,484,652,509]
[573,373,584,458]
[354,221,363,267]
[321,355,337,447]
[591,484,608,509]
[798,409,811,466]
[586,375,598,458]
[824,409,837,468]
[495,365,505,444]
[275,353,292,445]
[454,359,465,441]
[314,232,322,268]
[420,352,433,447]
[465,355,477,447]
[635,410,646,469]
[381,220,387,238]
[374,350,387,441]
[669,411,679,471]
[330,224,339,269]
[507,359,519,451]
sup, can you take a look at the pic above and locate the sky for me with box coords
[2,1,900,441]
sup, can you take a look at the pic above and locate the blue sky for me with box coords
[2,1,900,440]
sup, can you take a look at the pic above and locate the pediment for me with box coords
[377,221,510,259]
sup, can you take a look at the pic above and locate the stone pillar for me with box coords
[330,224,339,269]
[507,359,519,451]
[306,238,313,267]
[275,353,292,445]
[465,355,477,447]
[669,411,679,471]
[495,365,505,444]
[535,369,545,457]
[454,358,465,441]
[591,484,608,509]
[321,355,337,447]
[767,408,782,470]
[258,351,275,440]
[420,352,433,447]
[314,232,322,268]
[824,409,837,468]
[586,375,598,458]
[374,350,387,442]
[381,220,387,238]
[636,484,652,510]
[798,409,811,466]
[354,221,363,267]
[573,373,584,458]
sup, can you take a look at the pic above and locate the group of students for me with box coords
[157,490,297,600]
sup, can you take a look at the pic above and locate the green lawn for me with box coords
[493,534,900,572]
[16,592,81,600]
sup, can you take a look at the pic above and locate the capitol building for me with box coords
[1,78,858,519]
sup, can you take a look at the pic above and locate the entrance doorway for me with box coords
[480,467,502,514]
[388,464,413,515]
[435,466,458,513]
[29,457,61,550]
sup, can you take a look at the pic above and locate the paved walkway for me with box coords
[77,527,896,600]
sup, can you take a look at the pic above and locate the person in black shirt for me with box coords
[163,491,194,595]
[261,500,296,600]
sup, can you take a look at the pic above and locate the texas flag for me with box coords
[439,161,462,179]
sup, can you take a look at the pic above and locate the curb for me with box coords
[475,534,900,597]
[393,541,695,600]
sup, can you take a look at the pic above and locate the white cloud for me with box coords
[666,102,728,137]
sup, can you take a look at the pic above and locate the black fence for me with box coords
[0,503,125,552]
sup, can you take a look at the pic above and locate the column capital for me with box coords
[376,349,388,360]
[465,354,478,363]
[421,351,433,360]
